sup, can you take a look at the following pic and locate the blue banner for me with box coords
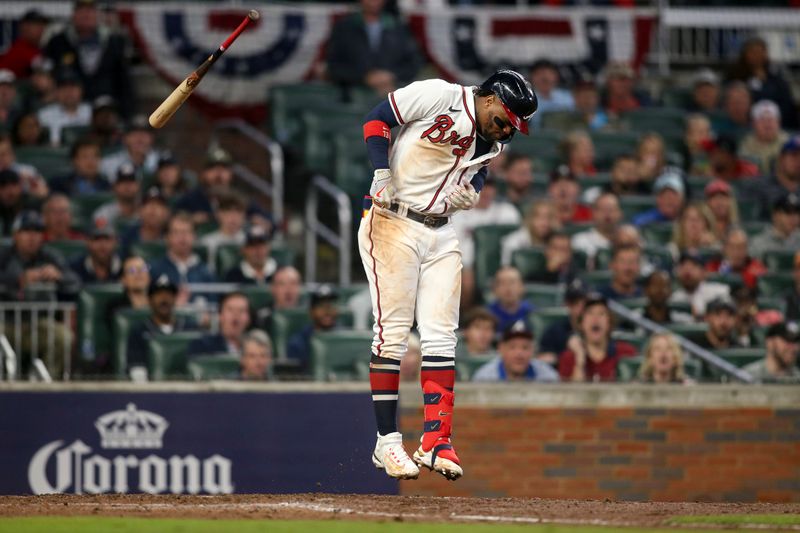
[0,391,396,495]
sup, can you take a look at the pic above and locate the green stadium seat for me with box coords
[595,248,612,270]
[737,199,762,223]
[757,272,795,298]
[524,283,563,308]
[15,146,70,179]
[742,221,769,238]
[529,306,568,341]
[539,111,586,132]
[581,270,612,290]
[310,330,374,381]
[148,332,205,381]
[660,87,692,109]
[622,108,687,135]
[271,307,355,360]
[706,272,743,290]
[77,283,124,366]
[762,249,797,271]
[642,245,673,270]
[456,354,494,382]
[112,308,196,378]
[562,222,593,237]
[713,347,765,368]
[302,111,363,174]
[611,330,646,350]
[238,285,273,312]
[590,131,640,163]
[619,195,657,220]
[579,173,612,191]
[44,240,87,262]
[187,354,240,380]
[511,129,563,160]
[473,224,520,291]
[61,125,90,147]
[666,323,709,345]
[641,223,674,246]
[686,176,710,198]
[511,248,546,281]
[269,83,343,144]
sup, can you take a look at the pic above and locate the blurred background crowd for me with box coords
[0,0,799,386]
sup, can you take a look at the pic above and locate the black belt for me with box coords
[388,203,449,228]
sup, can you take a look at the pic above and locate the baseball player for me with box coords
[360,70,538,480]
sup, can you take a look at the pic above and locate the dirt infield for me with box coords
[0,494,798,528]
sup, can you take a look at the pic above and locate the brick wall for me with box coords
[400,406,800,502]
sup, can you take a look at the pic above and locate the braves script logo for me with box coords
[420,115,474,157]
[28,404,233,495]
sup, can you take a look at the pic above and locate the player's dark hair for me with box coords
[473,86,494,98]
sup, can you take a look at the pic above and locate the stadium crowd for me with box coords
[0,0,798,384]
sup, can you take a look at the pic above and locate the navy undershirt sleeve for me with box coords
[363,100,399,170]
[469,135,493,192]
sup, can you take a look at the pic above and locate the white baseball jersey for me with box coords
[387,79,504,215]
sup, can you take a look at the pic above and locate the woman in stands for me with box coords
[500,199,561,266]
[560,130,597,178]
[636,132,667,186]
[669,202,720,261]
[558,293,637,382]
[701,179,740,242]
[638,333,691,384]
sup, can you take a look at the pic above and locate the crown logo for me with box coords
[94,403,169,449]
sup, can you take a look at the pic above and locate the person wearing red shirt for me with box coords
[706,228,767,289]
[602,62,648,118]
[704,135,760,181]
[0,11,49,78]
[548,165,592,225]
[558,293,637,382]
[41,193,85,242]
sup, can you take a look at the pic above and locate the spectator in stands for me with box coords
[571,75,608,131]
[0,211,80,301]
[452,177,520,306]
[237,330,275,381]
[153,152,187,203]
[528,59,573,129]
[682,114,712,176]
[37,69,91,147]
[50,139,110,195]
[460,308,498,358]
[696,297,742,350]
[399,333,421,383]
[527,231,574,285]
[638,333,689,384]
[499,152,536,210]
[0,134,47,196]
[750,136,800,220]
[559,293,637,382]
[635,270,692,326]
[93,163,140,228]
[705,134,759,182]
[603,62,648,119]
[739,100,789,176]
[472,320,559,383]
[487,266,534,334]
[668,203,719,260]
[688,69,721,114]
[126,274,195,374]
[41,193,83,242]
[608,154,644,197]
[224,226,277,285]
[44,0,135,117]
[271,266,303,310]
[731,285,779,348]
[149,213,216,296]
[100,115,159,182]
[702,179,739,242]
[501,199,559,266]
[670,251,730,317]
[706,229,766,290]
[560,131,596,178]
[105,255,150,328]
[744,322,800,383]
[727,36,797,130]
[188,292,252,356]
[632,171,685,226]
[22,57,56,112]
[572,192,622,266]
[548,165,592,225]
[538,283,587,367]
[635,133,668,186]
[786,252,800,322]
[201,192,247,263]
[71,225,121,284]
[88,95,122,150]
[12,113,47,147]
[0,10,49,78]
[325,0,421,96]
[750,194,800,259]
[0,169,42,237]
[714,82,751,137]
[0,70,21,132]
[287,285,339,372]
[598,245,642,301]
[119,187,169,256]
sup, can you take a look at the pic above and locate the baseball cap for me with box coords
[0,69,16,85]
[678,251,704,267]
[310,284,338,307]
[148,274,178,296]
[12,211,44,233]
[205,147,232,168]
[706,296,736,314]
[751,100,780,121]
[772,193,800,214]
[550,164,576,184]
[21,10,49,24]
[606,62,634,80]
[500,319,534,342]
[691,68,720,88]
[55,69,81,86]
[31,56,54,74]
[92,95,116,112]
[703,134,738,155]
[0,169,21,186]
[141,186,167,205]
[89,224,115,239]
[583,291,609,311]
[126,114,150,134]
[704,179,732,198]
[780,136,800,155]
[157,151,178,168]
[116,163,137,183]
[244,225,270,246]
[766,322,799,343]
[654,171,685,196]
[564,280,587,303]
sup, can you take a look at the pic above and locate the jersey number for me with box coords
[420,115,474,157]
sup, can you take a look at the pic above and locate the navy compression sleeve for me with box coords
[363,100,400,170]
[470,166,487,192]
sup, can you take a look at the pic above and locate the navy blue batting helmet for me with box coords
[480,69,538,135]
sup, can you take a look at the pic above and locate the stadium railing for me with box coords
[305,175,353,286]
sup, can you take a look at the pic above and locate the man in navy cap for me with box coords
[36,68,91,146]
[749,136,800,220]
[93,162,140,228]
[472,320,559,382]
[70,225,121,284]
[750,193,800,258]
[632,170,686,226]
[100,114,159,181]
[287,285,340,372]
[743,322,800,383]
[224,225,277,285]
